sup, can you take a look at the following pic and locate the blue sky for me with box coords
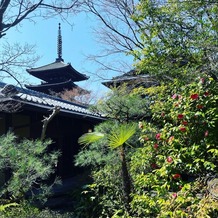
[2,12,123,96]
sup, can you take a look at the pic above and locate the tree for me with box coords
[0,0,81,39]
[0,0,81,84]
[91,85,150,122]
[131,0,218,82]
[78,123,136,214]
[82,1,218,82]
[0,133,60,203]
[81,0,142,76]
[0,42,39,85]
[75,87,149,216]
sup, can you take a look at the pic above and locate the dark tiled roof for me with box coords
[0,82,104,121]
[102,70,159,88]
[25,79,78,94]
[27,61,69,71]
[27,61,89,82]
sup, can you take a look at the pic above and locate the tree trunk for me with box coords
[41,106,60,141]
[119,144,132,213]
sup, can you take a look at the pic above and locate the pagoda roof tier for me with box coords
[27,61,89,83]
[25,79,82,95]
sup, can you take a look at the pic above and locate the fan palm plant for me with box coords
[78,123,136,213]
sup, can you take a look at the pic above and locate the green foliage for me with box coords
[75,122,124,217]
[0,202,18,212]
[76,91,142,217]
[107,124,136,149]
[132,0,218,82]
[92,85,150,122]
[75,76,218,217]
[130,75,218,217]
[0,133,60,202]
[78,132,105,146]
[0,201,75,218]
[76,56,218,218]
[78,122,136,150]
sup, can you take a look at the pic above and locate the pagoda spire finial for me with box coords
[56,23,64,62]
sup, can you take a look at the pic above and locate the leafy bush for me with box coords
[75,76,218,217]
[130,75,218,217]
[0,201,75,218]
[0,133,60,203]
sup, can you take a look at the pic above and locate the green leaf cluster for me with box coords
[131,75,218,217]
[0,133,60,202]
[132,0,218,82]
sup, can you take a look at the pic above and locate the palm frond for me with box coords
[107,124,136,149]
[78,132,105,146]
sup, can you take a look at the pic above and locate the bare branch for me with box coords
[80,0,142,75]
[41,106,60,141]
[0,0,81,38]
[0,42,39,85]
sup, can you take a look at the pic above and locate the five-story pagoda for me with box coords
[25,23,89,95]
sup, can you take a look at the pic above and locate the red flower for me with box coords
[197,104,203,109]
[156,133,161,140]
[154,144,159,149]
[167,156,173,163]
[161,112,165,117]
[179,126,186,132]
[144,137,149,141]
[205,130,209,137]
[182,120,188,126]
[190,93,199,100]
[172,94,177,99]
[173,174,181,179]
[172,193,177,198]
[177,114,184,119]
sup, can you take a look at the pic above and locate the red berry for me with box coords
[161,112,165,117]
[205,130,209,137]
[204,91,209,97]
[172,94,177,99]
[151,163,158,169]
[200,78,205,84]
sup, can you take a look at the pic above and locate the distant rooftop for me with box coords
[102,69,159,88]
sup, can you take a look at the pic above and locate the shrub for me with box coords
[0,133,60,203]
[130,75,218,217]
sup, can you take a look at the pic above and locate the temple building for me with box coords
[25,23,88,95]
[0,24,104,180]
[102,69,159,89]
